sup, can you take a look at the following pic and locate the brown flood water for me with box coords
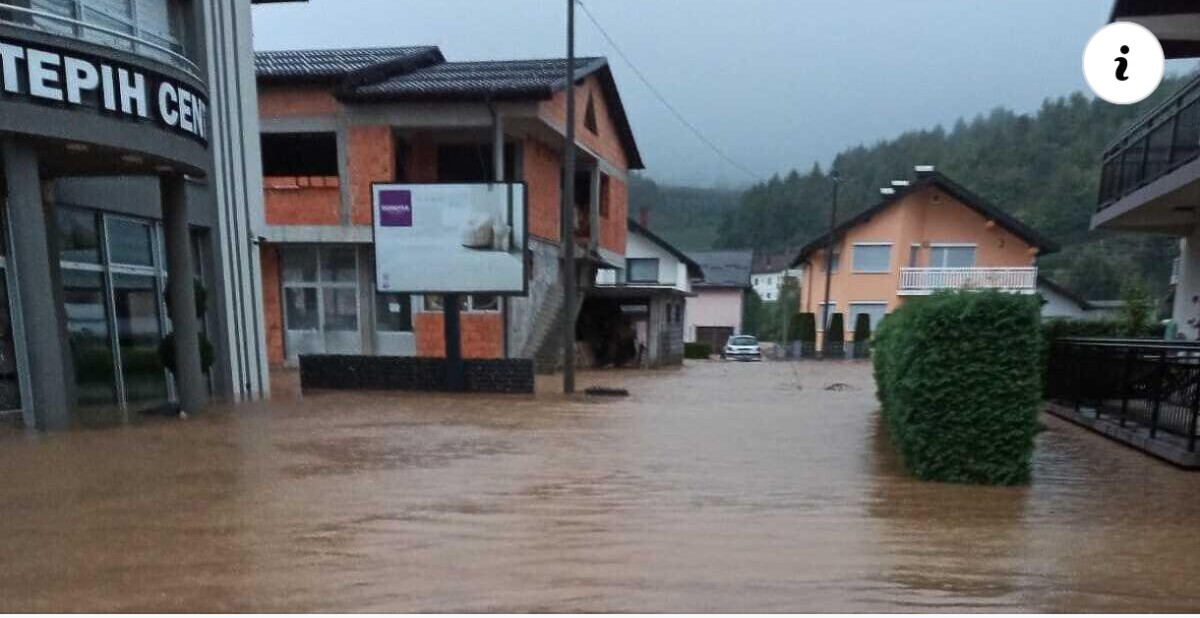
[2,361,1200,612]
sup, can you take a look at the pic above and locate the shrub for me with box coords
[796,312,817,357]
[852,313,872,358]
[684,341,712,359]
[872,290,1042,485]
[824,312,845,358]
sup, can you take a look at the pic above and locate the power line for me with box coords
[576,0,765,183]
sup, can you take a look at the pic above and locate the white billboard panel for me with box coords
[372,183,528,294]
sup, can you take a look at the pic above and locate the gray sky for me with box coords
[253,0,1149,187]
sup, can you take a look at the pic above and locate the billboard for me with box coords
[372,183,528,294]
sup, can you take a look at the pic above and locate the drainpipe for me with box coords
[489,97,510,359]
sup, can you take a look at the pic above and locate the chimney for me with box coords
[638,207,650,228]
[880,187,896,195]
[891,180,910,187]
[914,165,936,178]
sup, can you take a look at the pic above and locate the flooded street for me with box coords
[2,361,1200,612]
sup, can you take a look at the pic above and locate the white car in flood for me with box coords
[722,335,762,361]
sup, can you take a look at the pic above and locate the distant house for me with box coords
[790,168,1058,343]
[751,250,801,302]
[590,219,703,367]
[686,250,754,351]
[1038,276,1125,321]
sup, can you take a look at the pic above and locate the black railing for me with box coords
[1097,74,1200,211]
[1047,338,1200,450]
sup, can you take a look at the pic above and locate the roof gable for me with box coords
[790,171,1058,267]
[628,218,703,279]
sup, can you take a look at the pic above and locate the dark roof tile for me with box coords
[690,250,753,288]
[255,46,440,80]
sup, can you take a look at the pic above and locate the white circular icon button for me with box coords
[1084,21,1165,105]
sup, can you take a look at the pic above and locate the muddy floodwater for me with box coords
[2,361,1200,612]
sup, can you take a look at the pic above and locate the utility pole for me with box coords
[561,0,578,394]
[820,170,840,358]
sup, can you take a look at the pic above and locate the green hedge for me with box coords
[827,313,845,343]
[684,341,712,359]
[796,313,816,344]
[873,290,1041,485]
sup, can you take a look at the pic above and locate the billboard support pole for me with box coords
[444,293,465,391]
[561,0,578,394]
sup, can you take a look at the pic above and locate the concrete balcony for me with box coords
[897,267,1037,295]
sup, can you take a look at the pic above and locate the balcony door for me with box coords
[929,245,976,268]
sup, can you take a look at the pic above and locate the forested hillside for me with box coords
[628,176,740,250]
[637,74,1195,299]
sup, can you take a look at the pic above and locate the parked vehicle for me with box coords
[722,335,763,361]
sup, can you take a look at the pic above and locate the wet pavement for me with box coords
[2,360,1200,612]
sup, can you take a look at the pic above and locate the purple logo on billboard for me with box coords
[378,189,413,227]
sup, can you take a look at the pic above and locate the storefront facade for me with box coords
[0,0,274,428]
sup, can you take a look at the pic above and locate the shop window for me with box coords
[261,133,339,177]
[58,207,102,264]
[626,258,660,283]
[106,217,156,267]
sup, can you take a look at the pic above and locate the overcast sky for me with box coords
[253,0,1174,187]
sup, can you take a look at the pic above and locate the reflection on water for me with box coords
[1,362,1200,612]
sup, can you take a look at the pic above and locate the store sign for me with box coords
[373,183,528,295]
[0,38,208,145]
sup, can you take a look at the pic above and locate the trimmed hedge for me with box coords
[684,341,712,359]
[852,313,872,358]
[796,313,817,357]
[873,290,1041,485]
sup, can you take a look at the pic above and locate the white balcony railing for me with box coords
[898,267,1038,295]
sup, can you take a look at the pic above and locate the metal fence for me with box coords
[1097,73,1200,210]
[1046,338,1200,451]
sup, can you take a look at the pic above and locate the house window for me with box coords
[375,292,413,332]
[599,174,611,218]
[852,244,891,273]
[261,133,339,177]
[818,302,837,328]
[626,258,660,283]
[930,245,977,268]
[423,294,499,313]
[436,143,518,182]
[849,302,888,331]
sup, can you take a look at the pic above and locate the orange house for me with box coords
[254,47,642,365]
[791,168,1057,341]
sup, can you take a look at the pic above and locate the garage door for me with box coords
[695,326,734,352]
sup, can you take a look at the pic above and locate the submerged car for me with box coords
[722,335,762,361]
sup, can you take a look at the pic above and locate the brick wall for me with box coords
[523,138,562,242]
[346,125,395,225]
[259,244,285,365]
[539,75,630,171]
[263,176,341,225]
[258,86,339,117]
[413,311,504,359]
